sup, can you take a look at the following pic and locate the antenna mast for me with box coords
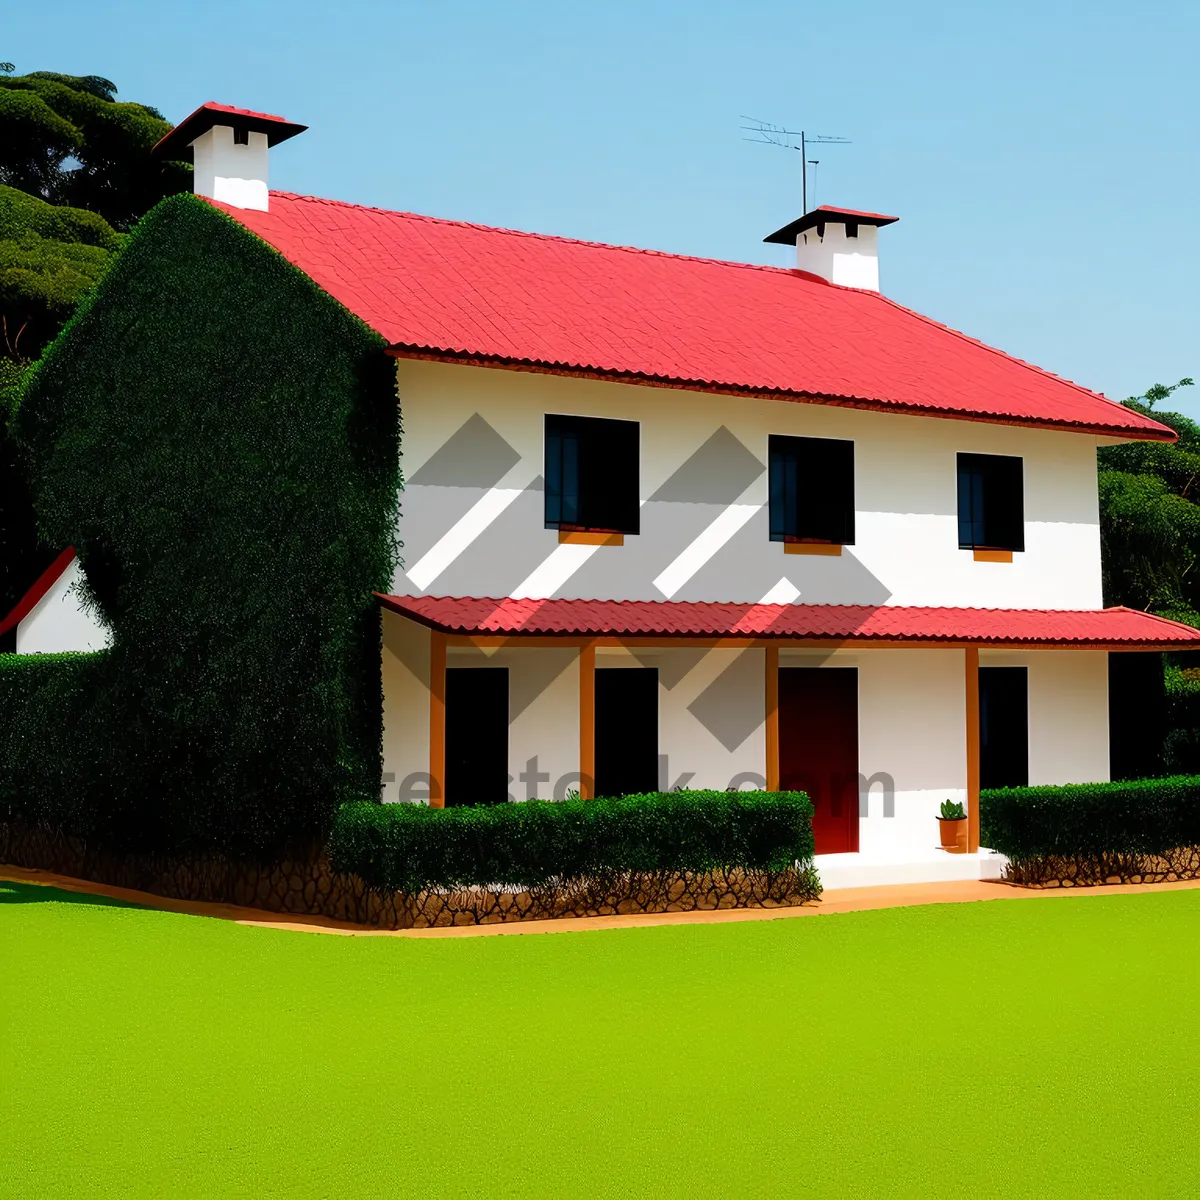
[740,118,850,212]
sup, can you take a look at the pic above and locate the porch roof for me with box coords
[376,594,1200,649]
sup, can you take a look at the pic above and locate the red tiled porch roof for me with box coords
[377,594,1200,649]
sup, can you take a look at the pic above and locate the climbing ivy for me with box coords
[5,194,400,859]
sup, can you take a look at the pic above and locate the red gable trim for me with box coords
[377,594,1200,650]
[0,548,76,638]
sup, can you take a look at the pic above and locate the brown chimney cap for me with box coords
[764,205,899,245]
[153,102,307,161]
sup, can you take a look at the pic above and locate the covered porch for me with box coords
[377,594,1200,888]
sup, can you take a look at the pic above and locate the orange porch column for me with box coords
[579,641,596,798]
[429,630,447,808]
[765,644,780,791]
[965,645,980,852]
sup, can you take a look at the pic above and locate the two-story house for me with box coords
[11,102,1200,886]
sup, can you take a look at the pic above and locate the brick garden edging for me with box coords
[1003,845,1200,887]
[0,821,820,928]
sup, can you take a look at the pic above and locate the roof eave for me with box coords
[376,595,1200,649]
[384,346,1178,443]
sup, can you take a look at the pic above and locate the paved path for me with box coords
[4,862,1200,939]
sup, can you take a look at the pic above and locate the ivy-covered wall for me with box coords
[3,194,400,859]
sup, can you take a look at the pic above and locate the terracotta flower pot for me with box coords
[938,817,968,854]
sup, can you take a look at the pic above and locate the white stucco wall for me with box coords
[381,631,769,801]
[381,610,432,802]
[852,648,969,856]
[384,360,1113,835]
[16,558,110,654]
[445,644,579,801]
[380,612,1111,844]
[597,644,768,792]
[982,648,1110,786]
[391,359,1104,611]
[382,612,581,803]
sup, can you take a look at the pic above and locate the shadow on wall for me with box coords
[394,414,894,607]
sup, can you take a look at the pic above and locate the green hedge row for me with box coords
[330,791,815,895]
[0,652,118,841]
[980,776,1200,861]
[1164,665,1200,773]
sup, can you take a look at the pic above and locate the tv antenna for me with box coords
[740,117,850,213]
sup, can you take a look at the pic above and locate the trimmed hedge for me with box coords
[980,776,1200,862]
[0,652,120,840]
[1164,665,1200,774]
[4,193,400,859]
[331,791,816,895]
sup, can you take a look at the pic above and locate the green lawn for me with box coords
[3,884,1199,1198]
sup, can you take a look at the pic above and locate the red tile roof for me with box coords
[378,594,1200,648]
[218,192,1172,442]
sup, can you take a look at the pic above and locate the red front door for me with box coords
[779,667,859,855]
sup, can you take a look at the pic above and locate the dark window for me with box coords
[846,221,859,238]
[979,666,1028,789]
[594,668,658,797]
[1109,652,1166,781]
[233,127,249,146]
[545,414,639,534]
[958,453,1024,551]
[769,435,855,545]
[445,668,509,805]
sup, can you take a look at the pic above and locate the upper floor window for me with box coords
[768,435,855,545]
[545,414,640,535]
[957,453,1024,551]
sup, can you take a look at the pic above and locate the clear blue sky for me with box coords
[9,1,1200,413]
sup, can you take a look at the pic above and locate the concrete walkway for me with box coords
[6,862,1200,939]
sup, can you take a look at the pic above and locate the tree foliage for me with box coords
[0,69,189,625]
[0,71,189,232]
[0,356,41,642]
[1099,384,1200,625]
[0,184,120,359]
[0,184,121,625]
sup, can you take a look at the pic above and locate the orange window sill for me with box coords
[558,530,625,546]
[972,549,1014,563]
[784,542,843,557]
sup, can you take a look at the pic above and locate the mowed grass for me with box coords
[3,885,1200,1198]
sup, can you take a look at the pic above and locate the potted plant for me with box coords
[938,800,968,853]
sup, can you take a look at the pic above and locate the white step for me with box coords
[814,848,1008,890]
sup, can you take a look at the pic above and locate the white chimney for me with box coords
[152,102,307,212]
[764,206,898,291]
